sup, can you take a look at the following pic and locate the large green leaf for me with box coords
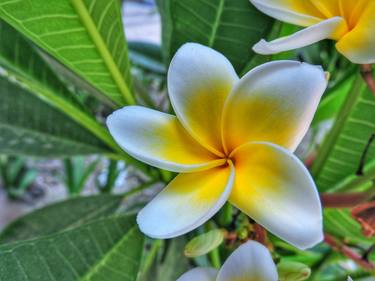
[156,0,274,73]
[0,194,123,244]
[0,74,110,156]
[312,76,375,192]
[0,0,134,106]
[0,214,144,281]
[0,19,118,151]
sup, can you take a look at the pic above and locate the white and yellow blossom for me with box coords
[177,241,278,281]
[250,0,375,64]
[107,43,327,249]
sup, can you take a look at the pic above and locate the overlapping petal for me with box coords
[177,268,218,281]
[336,3,375,64]
[216,241,278,281]
[107,106,225,173]
[137,163,235,239]
[229,142,323,250]
[249,0,324,26]
[168,43,239,156]
[222,61,327,153]
[253,17,348,55]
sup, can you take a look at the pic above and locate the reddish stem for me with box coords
[324,233,374,270]
[360,64,375,97]
[320,192,371,208]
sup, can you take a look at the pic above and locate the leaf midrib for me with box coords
[208,0,225,47]
[70,0,134,105]
[80,226,139,281]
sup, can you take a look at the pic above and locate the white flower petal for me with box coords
[217,241,278,281]
[168,43,239,156]
[253,17,347,55]
[137,163,235,239]
[249,0,324,27]
[177,268,218,281]
[222,60,327,153]
[229,142,323,250]
[107,106,225,173]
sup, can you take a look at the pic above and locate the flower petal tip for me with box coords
[252,39,273,55]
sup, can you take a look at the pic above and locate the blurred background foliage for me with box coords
[0,0,373,280]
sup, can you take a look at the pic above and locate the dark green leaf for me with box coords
[156,0,274,73]
[0,194,123,244]
[0,74,110,156]
[0,214,144,281]
[0,0,134,105]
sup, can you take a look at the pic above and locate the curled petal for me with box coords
[168,43,238,156]
[229,142,323,250]
[137,163,235,239]
[107,106,224,173]
[217,241,278,281]
[222,60,327,153]
[253,17,347,55]
[177,268,218,281]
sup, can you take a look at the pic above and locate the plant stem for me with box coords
[321,192,373,208]
[324,233,375,270]
[360,64,375,97]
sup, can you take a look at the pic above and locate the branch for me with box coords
[324,233,375,270]
[360,64,375,97]
[321,192,372,208]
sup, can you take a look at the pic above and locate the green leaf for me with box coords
[128,41,166,75]
[141,238,189,281]
[156,0,274,73]
[311,75,354,127]
[0,74,110,156]
[0,19,120,154]
[277,261,311,281]
[184,229,224,258]
[0,0,134,105]
[0,194,123,244]
[0,214,144,281]
[312,75,375,192]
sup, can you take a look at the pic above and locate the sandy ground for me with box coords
[0,0,161,230]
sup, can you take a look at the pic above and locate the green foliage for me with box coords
[312,76,375,192]
[184,229,224,258]
[128,41,166,75]
[63,157,99,195]
[0,156,38,199]
[0,74,111,156]
[156,0,274,73]
[277,261,311,281]
[0,214,144,281]
[0,194,123,244]
[0,0,134,105]
[141,238,189,281]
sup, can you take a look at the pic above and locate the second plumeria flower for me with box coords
[177,241,278,281]
[107,43,327,249]
[250,0,375,64]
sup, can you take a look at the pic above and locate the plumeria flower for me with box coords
[250,0,375,64]
[107,43,327,249]
[177,241,278,281]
